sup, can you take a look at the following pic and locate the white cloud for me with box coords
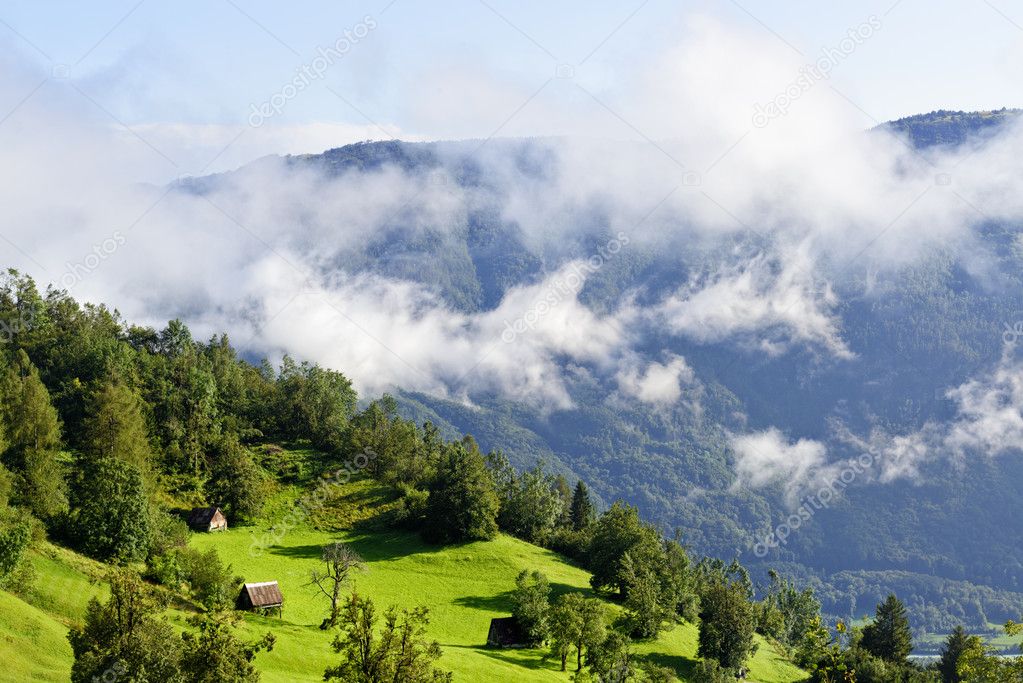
[944,350,1023,459]
[616,354,695,407]
[190,258,635,411]
[2,15,1023,416]
[832,349,1023,483]
[657,242,853,358]
[730,428,829,499]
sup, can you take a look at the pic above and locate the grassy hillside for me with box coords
[0,544,108,682]
[188,475,806,683]
[0,474,806,682]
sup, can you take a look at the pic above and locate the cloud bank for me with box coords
[0,15,1022,424]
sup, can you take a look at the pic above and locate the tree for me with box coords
[861,594,913,664]
[206,434,268,522]
[0,349,66,519]
[348,396,419,483]
[422,438,498,544]
[512,569,551,645]
[554,474,572,527]
[585,630,634,683]
[639,661,679,682]
[939,626,978,683]
[82,378,154,479]
[758,570,824,653]
[0,518,31,585]
[179,613,274,683]
[68,570,183,683]
[276,357,356,453]
[620,552,671,638]
[156,323,220,476]
[549,595,581,671]
[570,480,595,531]
[324,592,452,683]
[309,541,365,629]
[548,592,606,672]
[587,502,662,596]
[70,456,150,562]
[181,547,239,611]
[494,461,562,543]
[697,580,756,670]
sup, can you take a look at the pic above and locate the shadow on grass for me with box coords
[635,651,699,680]
[264,529,450,564]
[444,643,559,673]
[452,590,514,611]
[267,543,323,560]
[453,583,591,612]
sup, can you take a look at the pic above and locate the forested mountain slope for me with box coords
[97,109,1023,635]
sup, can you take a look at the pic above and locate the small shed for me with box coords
[486,616,527,648]
[188,506,227,532]
[237,581,284,616]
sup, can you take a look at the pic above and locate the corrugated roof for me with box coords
[242,581,283,607]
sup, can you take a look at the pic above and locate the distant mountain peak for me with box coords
[879,108,1022,149]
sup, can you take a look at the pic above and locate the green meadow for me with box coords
[0,474,806,682]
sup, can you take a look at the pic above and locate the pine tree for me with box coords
[82,378,153,477]
[861,593,913,664]
[570,480,595,531]
[939,625,978,683]
[0,350,66,519]
[554,475,572,527]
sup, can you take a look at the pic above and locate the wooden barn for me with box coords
[237,581,284,616]
[486,616,527,648]
[188,506,227,532]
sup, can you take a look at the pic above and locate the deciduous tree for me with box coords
[324,592,451,683]
[697,580,756,670]
[512,569,551,645]
[309,541,365,629]
[422,438,498,544]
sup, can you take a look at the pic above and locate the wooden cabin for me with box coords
[486,616,527,648]
[188,506,227,532]
[237,581,284,616]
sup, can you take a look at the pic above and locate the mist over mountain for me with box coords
[14,107,1023,638]
[4,27,1023,633]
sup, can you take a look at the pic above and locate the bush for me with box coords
[181,547,240,611]
[547,526,591,562]
[392,483,429,529]
[691,659,736,683]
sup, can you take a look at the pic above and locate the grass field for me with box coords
[0,543,108,682]
[0,473,807,682]
[181,475,804,682]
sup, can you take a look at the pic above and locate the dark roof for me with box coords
[240,581,283,608]
[487,616,527,647]
[188,506,223,527]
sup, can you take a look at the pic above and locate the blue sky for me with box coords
[1,0,1021,170]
